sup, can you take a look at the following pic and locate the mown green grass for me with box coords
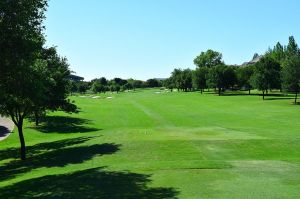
[1,89,300,198]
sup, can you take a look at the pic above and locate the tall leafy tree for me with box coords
[0,0,48,160]
[192,67,208,93]
[0,0,76,160]
[282,55,300,104]
[207,64,227,96]
[286,36,299,57]
[171,69,183,91]
[223,66,237,90]
[32,47,78,126]
[181,69,193,92]
[251,56,281,100]
[237,65,254,94]
[194,49,223,68]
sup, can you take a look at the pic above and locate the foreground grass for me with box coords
[1,89,300,198]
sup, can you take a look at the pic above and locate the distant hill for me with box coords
[154,78,167,81]
[241,54,263,66]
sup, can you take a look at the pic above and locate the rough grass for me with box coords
[0,89,300,198]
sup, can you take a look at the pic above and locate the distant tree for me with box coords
[251,56,281,99]
[222,66,237,90]
[181,69,193,92]
[115,85,121,93]
[113,78,127,86]
[194,49,223,68]
[133,80,144,89]
[270,42,286,63]
[207,64,226,95]
[78,82,89,94]
[99,77,108,86]
[286,36,299,57]
[92,80,103,93]
[282,55,300,104]
[123,83,133,91]
[171,69,183,90]
[70,82,78,94]
[163,78,175,92]
[146,79,161,88]
[206,65,236,95]
[237,65,254,94]
[192,67,208,94]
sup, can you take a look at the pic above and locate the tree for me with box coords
[222,66,237,90]
[171,69,183,91]
[132,80,144,89]
[237,65,254,94]
[163,78,175,92]
[192,67,208,93]
[99,77,108,86]
[286,36,299,57]
[0,0,49,160]
[181,69,193,92]
[207,64,226,95]
[282,55,300,104]
[32,47,78,126]
[146,79,161,88]
[92,80,104,93]
[251,56,281,100]
[78,82,89,94]
[0,1,77,160]
[194,49,223,68]
[270,42,285,63]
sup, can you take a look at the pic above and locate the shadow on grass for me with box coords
[31,116,101,133]
[0,137,120,182]
[0,136,94,160]
[0,167,179,199]
[264,97,295,100]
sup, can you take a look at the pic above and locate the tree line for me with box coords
[70,77,163,94]
[164,36,300,103]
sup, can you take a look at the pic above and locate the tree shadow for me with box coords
[31,116,101,133]
[0,126,10,138]
[0,136,94,160]
[264,97,294,101]
[221,92,293,99]
[0,167,179,199]
[0,137,120,181]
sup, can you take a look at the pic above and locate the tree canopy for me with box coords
[194,49,223,68]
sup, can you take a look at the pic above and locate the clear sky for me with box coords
[45,0,300,81]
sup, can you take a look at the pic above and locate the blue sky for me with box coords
[45,0,300,80]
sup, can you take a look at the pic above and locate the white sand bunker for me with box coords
[107,97,113,99]
[92,96,100,99]
[79,96,87,98]
[155,91,161,94]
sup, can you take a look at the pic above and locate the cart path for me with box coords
[0,117,14,141]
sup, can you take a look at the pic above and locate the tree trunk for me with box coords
[17,119,26,160]
[295,91,298,104]
[35,111,39,126]
[201,89,203,94]
[218,87,221,96]
[262,90,265,100]
[248,87,251,95]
